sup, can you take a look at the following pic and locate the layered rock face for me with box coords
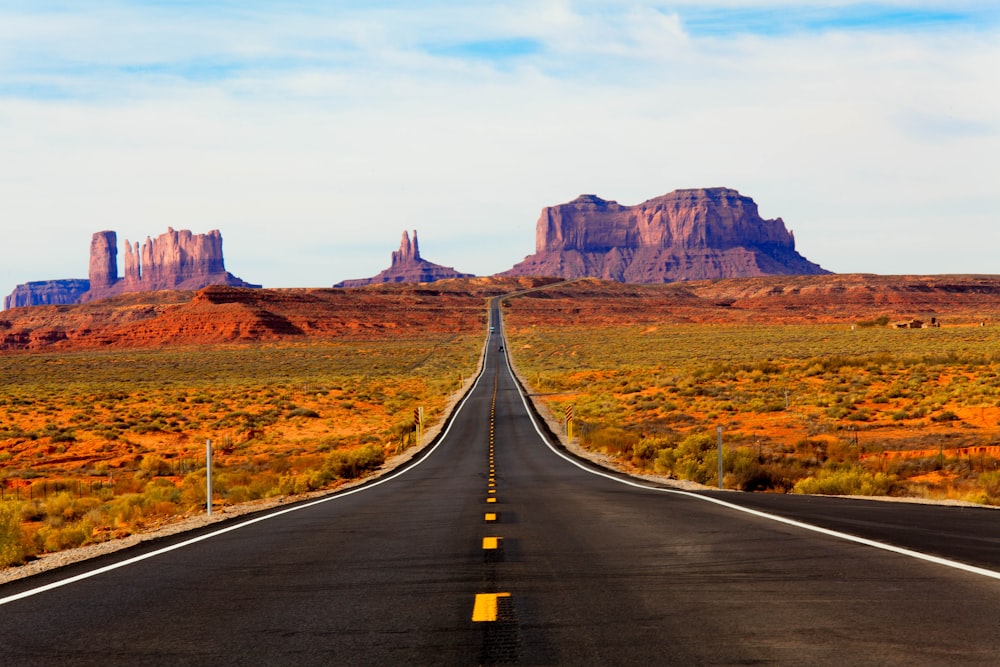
[503,188,828,282]
[81,228,259,302]
[336,230,475,288]
[3,280,91,310]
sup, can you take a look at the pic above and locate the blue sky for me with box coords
[2,1,999,299]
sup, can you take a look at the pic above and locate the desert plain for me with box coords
[3,274,1000,571]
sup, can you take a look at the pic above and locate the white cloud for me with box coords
[1,2,999,301]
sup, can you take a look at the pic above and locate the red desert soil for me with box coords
[0,278,548,351]
[502,274,1000,328]
[5,273,1000,352]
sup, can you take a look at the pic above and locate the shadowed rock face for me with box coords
[3,280,91,310]
[335,230,475,288]
[503,188,829,282]
[79,228,259,303]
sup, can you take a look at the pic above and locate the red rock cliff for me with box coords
[81,228,259,302]
[504,187,828,282]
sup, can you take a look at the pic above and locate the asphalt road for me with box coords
[2,306,1000,665]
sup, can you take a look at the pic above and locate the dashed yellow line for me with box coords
[482,536,502,550]
[472,592,511,622]
[485,512,497,522]
[487,497,496,503]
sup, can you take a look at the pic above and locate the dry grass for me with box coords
[504,318,1000,502]
[0,335,481,567]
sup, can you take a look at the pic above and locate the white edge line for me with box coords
[499,318,1000,583]
[0,346,492,607]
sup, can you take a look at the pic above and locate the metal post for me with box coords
[206,439,213,516]
[717,426,724,490]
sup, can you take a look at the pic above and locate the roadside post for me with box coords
[206,439,213,516]
[717,426,723,490]
[414,407,424,444]
[565,404,574,441]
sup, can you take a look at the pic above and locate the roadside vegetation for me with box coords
[0,336,481,567]
[504,319,1000,504]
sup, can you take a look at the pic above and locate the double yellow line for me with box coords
[474,352,508,622]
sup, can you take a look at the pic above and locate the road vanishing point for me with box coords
[2,300,1000,665]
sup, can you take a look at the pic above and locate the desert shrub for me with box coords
[180,473,207,508]
[631,437,661,464]
[143,478,181,504]
[725,449,802,492]
[826,406,849,419]
[36,522,92,552]
[845,409,872,422]
[225,486,252,504]
[976,471,1000,504]
[287,407,320,419]
[654,433,718,484]
[138,455,172,478]
[584,426,640,456]
[249,472,282,498]
[747,398,785,413]
[792,469,895,496]
[322,444,385,481]
[0,502,26,567]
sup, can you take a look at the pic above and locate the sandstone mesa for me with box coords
[3,279,91,310]
[502,187,828,282]
[5,187,830,309]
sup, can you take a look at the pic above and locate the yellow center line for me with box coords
[487,497,497,503]
[472,592,511,622]
[482,536,501,550]
[485,512,497,522]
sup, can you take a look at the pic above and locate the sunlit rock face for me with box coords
[81,228,259,302]
[503,188,829,282]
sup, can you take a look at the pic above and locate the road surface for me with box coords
[2,304,1000,665]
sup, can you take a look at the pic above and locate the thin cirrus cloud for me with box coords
[679,4,987,36]
[0,1,998,297]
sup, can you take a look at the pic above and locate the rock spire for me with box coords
[335,230,475,288]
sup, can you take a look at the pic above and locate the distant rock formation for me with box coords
[501,188,828,282]
[80,228,259,302]
[336,230,475,288]
[3,279,91,310]
[4,228,259,309]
